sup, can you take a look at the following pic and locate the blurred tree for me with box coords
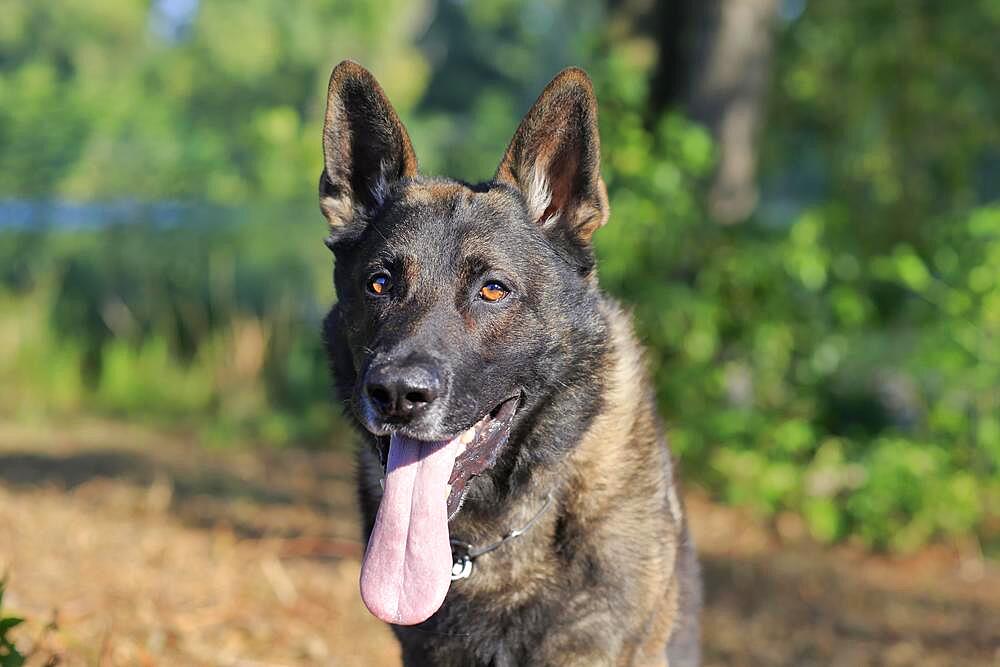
[761,0,1000,253]
[608,0,781,224]
[409,0,604,178]
[0,0,433,202]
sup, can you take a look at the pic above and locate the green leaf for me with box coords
[0,618,23,634]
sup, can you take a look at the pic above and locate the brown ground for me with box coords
[0,420,997,667]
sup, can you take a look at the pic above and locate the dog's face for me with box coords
[319,62,610,624]
[332,181,567,443]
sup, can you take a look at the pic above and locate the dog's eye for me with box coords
[479,281,509,303]
[368,273,393,296]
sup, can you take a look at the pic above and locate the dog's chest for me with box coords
[396,582,568,667]
[395,538,603,664]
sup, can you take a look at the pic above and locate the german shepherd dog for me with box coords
[319,61,701,666]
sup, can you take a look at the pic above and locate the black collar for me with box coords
[449,493,554,580]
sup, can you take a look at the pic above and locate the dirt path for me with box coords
[1,420,997,666]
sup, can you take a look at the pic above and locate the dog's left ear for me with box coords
[319,60,418,242]
[496,68,609,248]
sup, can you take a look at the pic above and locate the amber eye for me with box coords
[368,273,392,296]
[479,281,509,302]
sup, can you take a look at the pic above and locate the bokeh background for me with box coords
[1,0,998,665]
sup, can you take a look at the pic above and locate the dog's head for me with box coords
[320,61,610,624]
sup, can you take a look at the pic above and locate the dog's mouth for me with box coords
[445,394,520,519]
[372,394,521,519]
[360,394,521,626]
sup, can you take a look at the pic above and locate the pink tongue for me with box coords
[360,433,460,625]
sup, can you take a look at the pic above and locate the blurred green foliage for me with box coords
[0,0,431,200]
[0,0,997,552]
[0,209,337,445]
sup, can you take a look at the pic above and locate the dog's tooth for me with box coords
[461,427,476,444]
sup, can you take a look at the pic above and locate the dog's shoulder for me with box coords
[568,296,680,523]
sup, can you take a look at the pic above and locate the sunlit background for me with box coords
[1,0,998,664]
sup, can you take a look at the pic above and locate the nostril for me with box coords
[405,389,431,405]
[368,385,392,408]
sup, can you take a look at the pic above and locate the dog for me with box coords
[319,60,701,666]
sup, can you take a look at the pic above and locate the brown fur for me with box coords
[487,307,686,663]
[378,303,701,666]
[319,60,701,666]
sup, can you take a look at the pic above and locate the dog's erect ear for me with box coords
[496,68,609,245]
[319,61,418,240]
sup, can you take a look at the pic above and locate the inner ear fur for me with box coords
[319,60,418,239]
[496,67,609,244]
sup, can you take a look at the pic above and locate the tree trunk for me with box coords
[616,0,781,223]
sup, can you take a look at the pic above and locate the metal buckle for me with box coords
[451,554,473,580]
[450,541,474,580]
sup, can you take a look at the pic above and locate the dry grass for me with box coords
[0,420,997,666]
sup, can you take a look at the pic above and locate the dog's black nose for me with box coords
[365,362,442,421]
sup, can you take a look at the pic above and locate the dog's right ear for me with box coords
[319,61,418,242]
